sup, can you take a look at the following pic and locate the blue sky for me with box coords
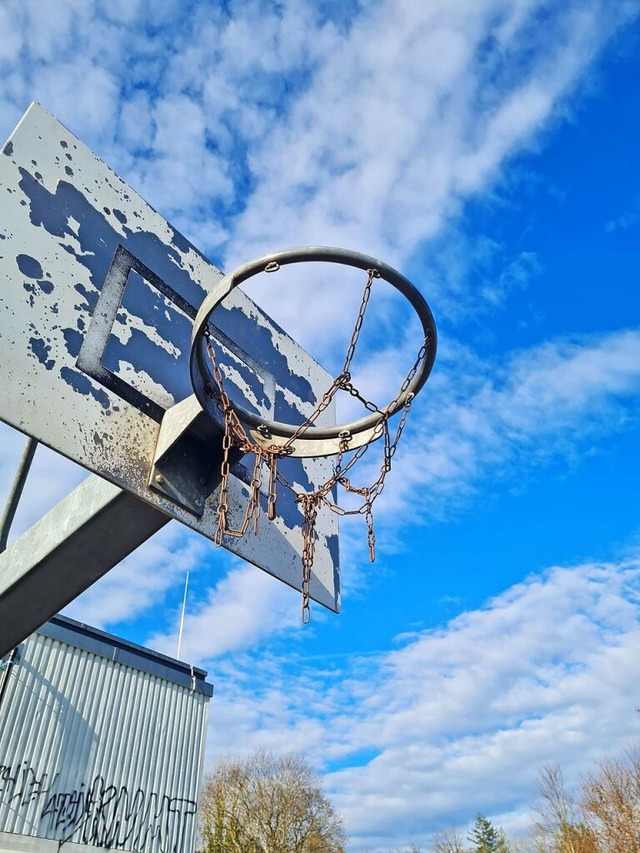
[2,1,640,850]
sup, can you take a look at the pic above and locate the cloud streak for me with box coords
[2,4,640,851]
[200,556,640,851]
[374,328,640,529]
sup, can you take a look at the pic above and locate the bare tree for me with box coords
[197,750,346,853]
[432,827,466,852]
[581,747,640,853]
[532,764,598,853]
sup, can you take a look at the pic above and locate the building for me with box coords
[0,615,213,852]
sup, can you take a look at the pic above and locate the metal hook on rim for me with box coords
[338,429,352,447]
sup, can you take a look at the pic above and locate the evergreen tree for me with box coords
[468,814,508,853]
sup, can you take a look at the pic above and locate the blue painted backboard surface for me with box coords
[0,103,339,612]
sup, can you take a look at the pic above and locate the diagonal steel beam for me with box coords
[0,476,170,656]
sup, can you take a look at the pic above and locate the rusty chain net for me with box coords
[203,267,431,622]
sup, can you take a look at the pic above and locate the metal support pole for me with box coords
[0,436,38,553]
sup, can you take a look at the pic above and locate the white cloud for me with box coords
[132,93,234,216]
[18,1,77,63]
[118,90,155,152]
[606,210,640,232]
[96,0,143,26]
[1,7,640,849]
[371,328,640,528]
[0,5,23,64]
[34,62,121,140]
[198,557,640,851]
[1,0,633,349]
[223,0,636,276]
[62,524,210,628]
[147,560,304,660]
[335,559,640,849]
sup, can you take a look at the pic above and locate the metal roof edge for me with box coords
[36,614,213,698]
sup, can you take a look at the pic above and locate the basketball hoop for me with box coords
[189,246,437,621]
[191,247,436,456]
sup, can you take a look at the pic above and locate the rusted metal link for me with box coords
[340,268,378,375]
[203,265,425,620]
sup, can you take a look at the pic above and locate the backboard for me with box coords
[0,103,339,616]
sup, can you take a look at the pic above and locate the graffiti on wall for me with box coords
[0,762,198,851]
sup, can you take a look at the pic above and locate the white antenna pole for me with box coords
[176,571,190,660]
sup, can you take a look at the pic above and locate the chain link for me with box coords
[297,493,319,623]
[203,272,430,621]
[339,268,379,375]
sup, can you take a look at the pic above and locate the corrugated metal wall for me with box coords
[0,620,211,853]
